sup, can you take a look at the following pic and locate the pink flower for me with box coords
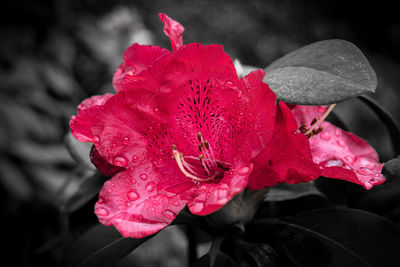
[292,105,385,189]
[70,14,277,238]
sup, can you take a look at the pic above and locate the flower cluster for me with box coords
[70,14,385,238]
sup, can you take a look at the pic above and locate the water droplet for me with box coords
[107,188,113,193]
[97,197,104,204]
[190,201,204,213]
[344,155,353,163]
[113,155,128,167]
[132,178,137,184]
[154,107,159,112]
[225,80,234,88]
[106,147,112,154]
[335,128,341,137]
[93,136,100,146]
[95,207,109,216]
[320,131,331,141]
[132,155,138,162]
[110,183,116,188]
[122,136,129,145]
[217,197,229,205]
[140,173,149,180]
[162,210,176,220]
[127,190,140,201]
[357,168,371,175]
[173,200,180,207]
[238,166,250,175]
[336,140,346,148]
[326,159,343,167]
[145,182,155,192]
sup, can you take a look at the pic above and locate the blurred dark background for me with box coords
[1,0,399,266]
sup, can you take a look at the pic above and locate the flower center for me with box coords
[172,132,231,183]
[299,104,336,138]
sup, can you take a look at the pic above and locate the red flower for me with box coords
[70,14,276,238]
[292,105,385,189]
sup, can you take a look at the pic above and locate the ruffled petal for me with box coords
[77,94,113,113]
[95,161,189,238]
[188,162,252,215]
[237,70,276,159]
[293,105,385,189]
[113,44,169,91]
[70,89,164,169]
[158,13,184,51]
[310,122,385,189]
[248,102,321,189]
[90,146,124,177]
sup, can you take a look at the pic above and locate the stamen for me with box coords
[172,149,216,182]
[304,104,336,136]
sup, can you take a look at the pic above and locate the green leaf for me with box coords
[282,208,400,267]
[358,95,400,157]
[264,39,377,105]
[62,224,153,267]
[248,218,371,267]
[256,183,330,219]
[192,237,239,267]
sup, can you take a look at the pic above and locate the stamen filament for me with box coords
[305,104,336,136]
[172,149,215,182]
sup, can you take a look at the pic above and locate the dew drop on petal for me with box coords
[224,80,234,88]
[336,140,346,148]
[190,201,204,213]
[97,197,104,204]
[132,178,137,184]
[145,182,156,192]
[93,136,100,146]
[132,155,138,162]
[217,197,229,205]
[122,136,130,145]
[326,159,344,167]
[344,155,354,163]
[357,167,372,176]
[238,166,250,175]
[127,190,140,201]
[162,210,176,220]
[335,128,341,137]
[113,155,128,167]
[173,200,180,207]
[140,173,149,180]
[95,207,109,216]
[320,131,331,141]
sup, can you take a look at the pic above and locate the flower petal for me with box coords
[188,162,252,215]
[70,89,164,169]
[293,105,385,189]
[90,146,124,177]
[237,70,276,158]
[310,122,385,189]
[113,44,169,91]
[158,13,184,51]
[77,94,113,113]
[248,102,321,189]
[95,161,188,238]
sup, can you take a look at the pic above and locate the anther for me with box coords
[304,104,336,137]
[310,118,317,125]
[204,140,210,149]
[171,144,177,150]
[197,132,202,142]
[198,143,203,152]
